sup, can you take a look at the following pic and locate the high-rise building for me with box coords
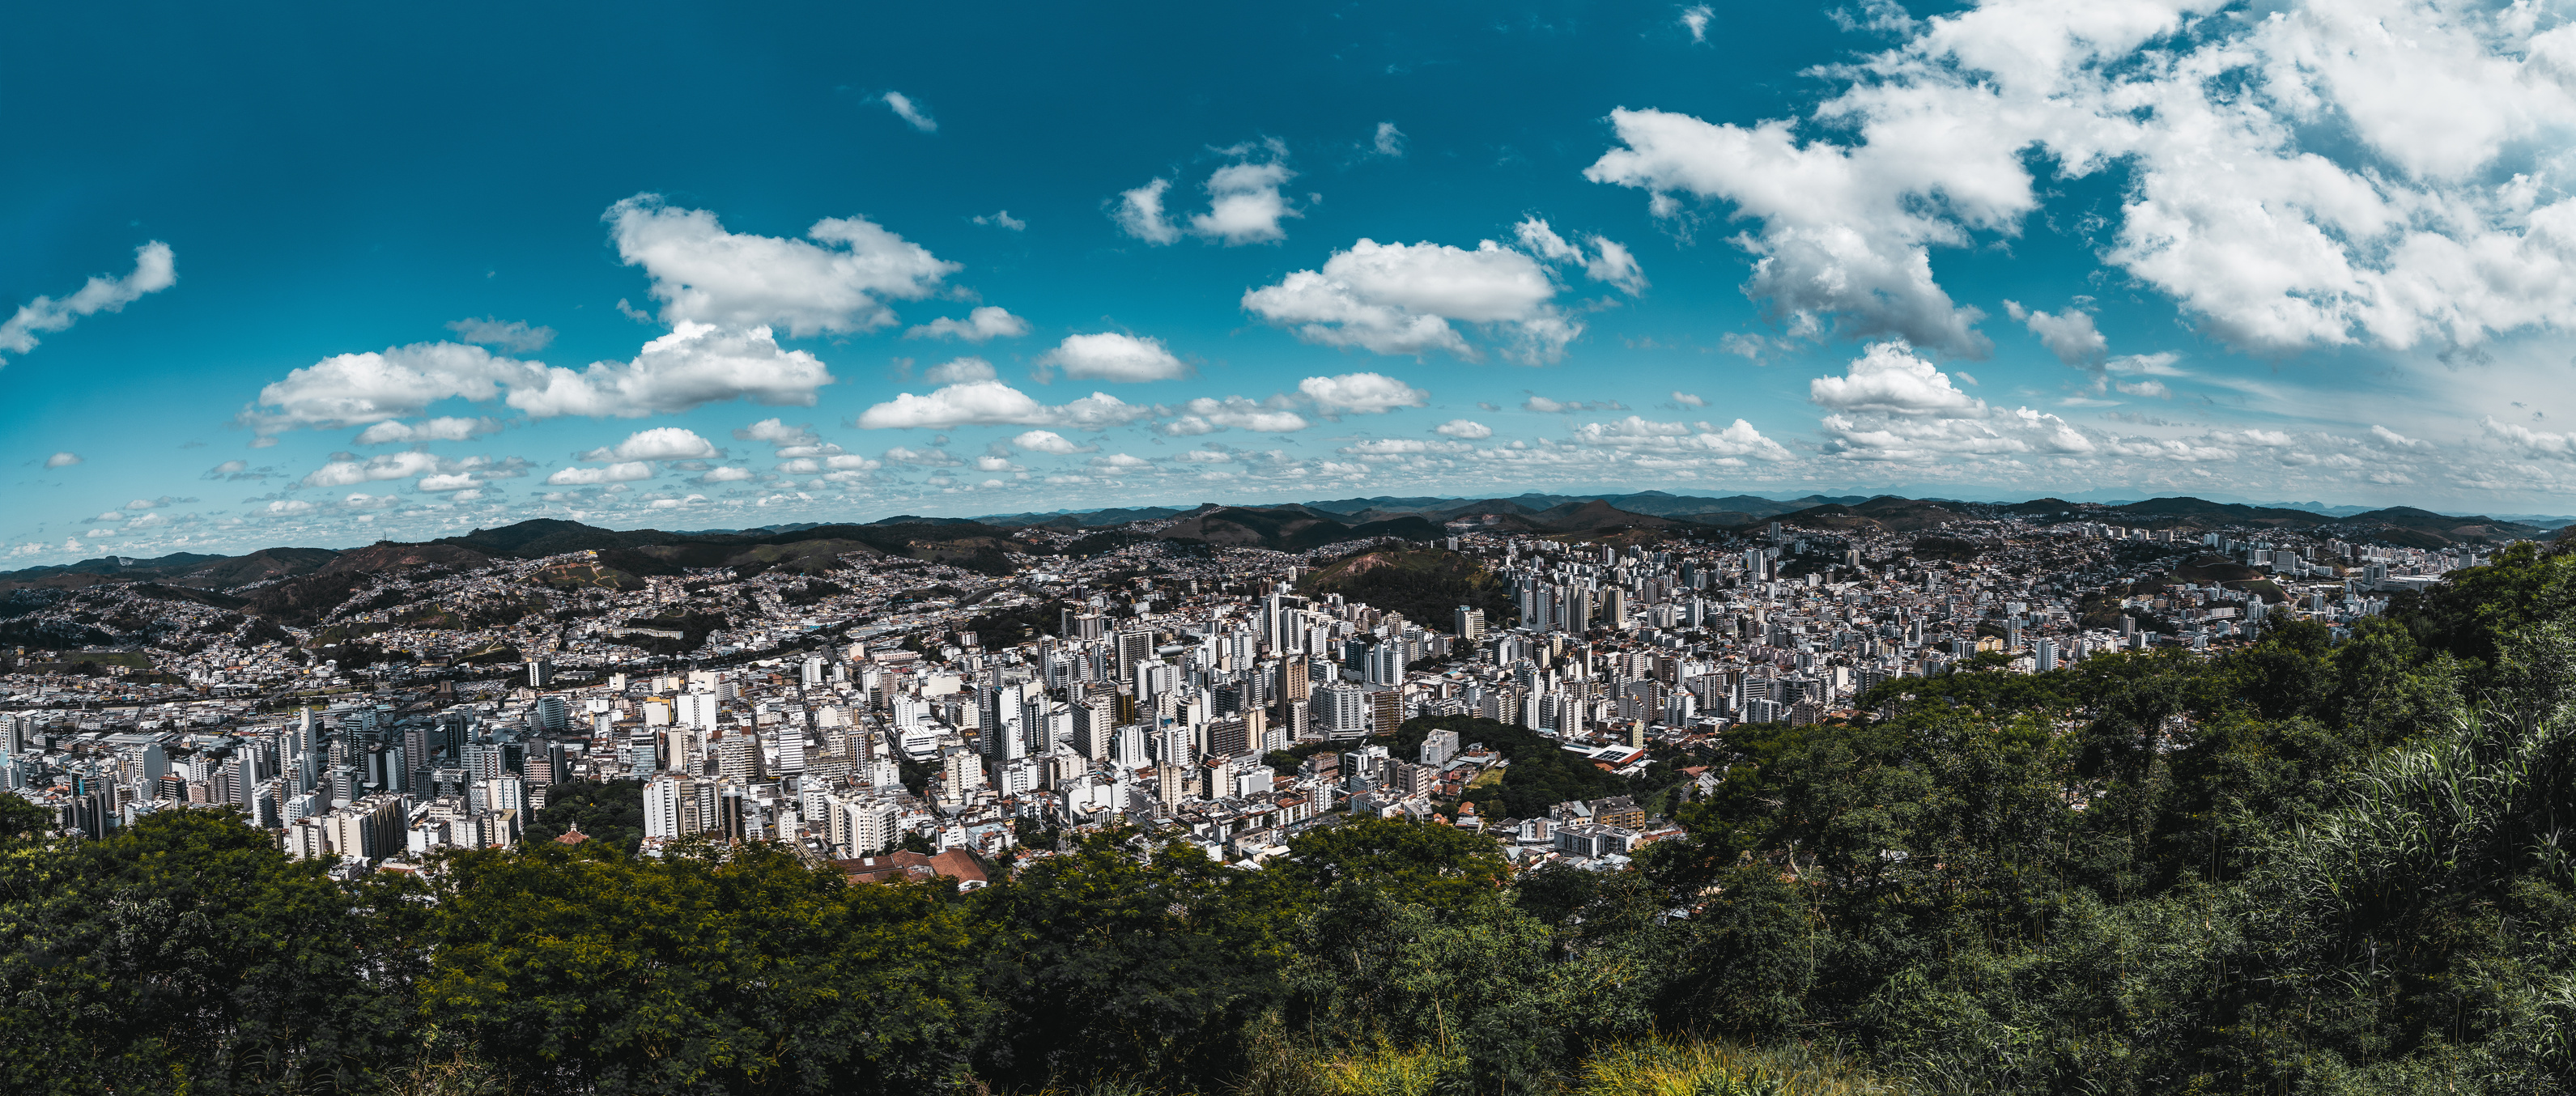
[1455,606,1486,640]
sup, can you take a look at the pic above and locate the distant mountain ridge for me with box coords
[2,492,2553,614]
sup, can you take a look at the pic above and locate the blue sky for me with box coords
[10,0,2576,564]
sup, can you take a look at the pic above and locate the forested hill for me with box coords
[11,543,2576,1094]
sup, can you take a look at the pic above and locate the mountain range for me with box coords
[1,494,2550,618]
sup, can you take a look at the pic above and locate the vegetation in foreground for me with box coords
[8,542,2576,1094]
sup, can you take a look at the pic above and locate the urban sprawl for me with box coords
[0,506,2506,885]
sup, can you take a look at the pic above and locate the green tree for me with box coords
[420,839,980,1094]
[0,808,420,1094]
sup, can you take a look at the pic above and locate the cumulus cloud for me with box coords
[697,466,756,483]
[245,342,533,432]
[355,416,502,444]
[302,450,443,487]
[905,306,1031,342]
[1010,430,1096,455]
[1810,341,1983,416]
[1671,391,1707,407]
[1569,415,1793,462]
[1811,342,2094,461]
[1112,178,1181,244]
[444,316,555,352]
[1299,372,1428,415]
[1244,237,1584,363]
[2005,300,2107,367]
[545,461,654,486]
[1371,122,1405,157]
[878,90,937,132]
[1112,142,1301,246]
[1160,395,1309,435]
[856,380,1151,431]
[579,427,719,462]
[505,322,833,418]
[1523,396,1626,413]
[1680,5,1712,43]
[1038,332,1188,382]
[733,418,818,447]
[1089,452,1153,471]
[924,356,999,384]
[43,452,80,468]
[605,194,957,336]
[266,499,315,516]
[1511,218,1649,295]
[1192,154,1299,244]
[0,241,176,364]
[973,210,1027,232]
[1434,418,1493,439]
[1587,1,2576,357]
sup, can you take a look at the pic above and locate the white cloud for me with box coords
[1112,142,1302,246]
[855,380,1151,431]
[444,316,555,352]
[1681,5,1712,42]
[733,418,818,447]
[1039,332,1188,382]
[418,473,479,492]
[1089,452,1153,471]
[924,356,999,384]
[355,416,502,444]
[43,452,79,468]
[1243,238,1581,363]
[506,323,834,418]
[1372,122,1406,157]
[698,466,755,483]
[1810,342,2094,462]
[884,446,964,467]
[1588,1,2576,357]
[1112,178,1181,244]
[1523,396,1625,413]
[878,90,937,133]
[2004,300,2107,367]
[125,498,159,510]
[1434,418,1493,439]
[2114,379,2170,398]
[266,499,315,516]
[973,210,1027,232]
[1586,108,2000,357]
[544,461,654,486]
[605,194,957,336]
[1671,391,1707,407]
[247,341,533,432]
[0,241,176,364]
[1160,395,1309,435]
[1192,156,1299,244]
[302,450,442,487]
[1512,218,1649,295]
[1010,430,1095,455]
[906,306,1031,342]
[1569,415,1795,463]
[579,427,719,462]
[1811,341,1984,415]
[1299,372,1428,415]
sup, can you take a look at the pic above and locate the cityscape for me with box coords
[11,0,2576,1091]
[0,492,2519,873]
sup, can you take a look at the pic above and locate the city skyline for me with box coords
[13,0,2576,566]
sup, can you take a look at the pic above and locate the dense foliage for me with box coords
[524,777,646,854]
[9,542,2576,1093]
[1298,548,1515,632]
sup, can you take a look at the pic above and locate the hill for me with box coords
[1155,506,1442,551]
[1294,547,1512,631]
